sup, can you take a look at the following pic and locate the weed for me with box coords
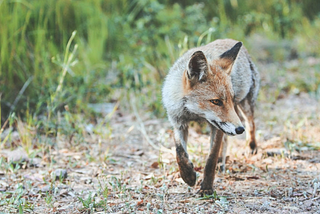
[0,183,33,213]
[197,191,218,200]
[44,192,54,207]
[78,191,106,212]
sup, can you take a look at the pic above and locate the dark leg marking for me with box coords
[176,144,196,186]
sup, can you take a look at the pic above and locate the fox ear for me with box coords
[187,51,208,82]
[219,42,242,75]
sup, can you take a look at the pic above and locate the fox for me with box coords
[162,39,260,195]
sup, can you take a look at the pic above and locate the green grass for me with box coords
[1,0,320,154]
[1,0,320,121]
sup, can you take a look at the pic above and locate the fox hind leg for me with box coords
[220,135,228,173]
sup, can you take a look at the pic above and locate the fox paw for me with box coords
[197,188,214,196]
[198,181,214,196]
[249,141,258,155]
[179,162,196,187]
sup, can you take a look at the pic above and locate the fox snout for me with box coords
[235,126,245,134]
[211,120,244,136]
[223,123,245,136]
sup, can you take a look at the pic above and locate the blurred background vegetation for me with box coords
[1,0,320,125]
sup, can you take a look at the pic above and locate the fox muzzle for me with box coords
[235,126,245,134]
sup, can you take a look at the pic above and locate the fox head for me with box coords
[182,42,244,136]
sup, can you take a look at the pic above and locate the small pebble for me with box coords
[6,148,29,164]
[40,185,52,193]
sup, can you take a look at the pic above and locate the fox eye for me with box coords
[209,99,223,106]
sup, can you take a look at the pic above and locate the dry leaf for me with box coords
[151,161,159,169]
[137,200,144,206]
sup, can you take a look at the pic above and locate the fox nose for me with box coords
[235,126,245,134]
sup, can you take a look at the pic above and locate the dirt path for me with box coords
[1,61,320,213]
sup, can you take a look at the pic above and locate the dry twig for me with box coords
[130,97,174,155]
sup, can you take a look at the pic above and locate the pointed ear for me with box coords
[219,42,242,74]
[187,51,208,83]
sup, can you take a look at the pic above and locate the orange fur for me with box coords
[182,58,239,125]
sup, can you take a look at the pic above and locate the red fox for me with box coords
[162,39,260,195]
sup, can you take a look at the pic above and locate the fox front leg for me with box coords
[174,126,197,187]
[199,126,224,195]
